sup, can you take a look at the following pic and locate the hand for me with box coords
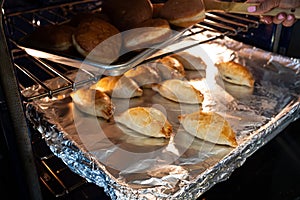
[246,0,300,27]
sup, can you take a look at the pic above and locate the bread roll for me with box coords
[152,3,165,18]
[159,0,205,28]
[102,0,153,31]
[178,110,238,147]
[72,18,121,64]
[29,24,75,51]
[152,79,204,104]
[123,18,172,51]
[114,106,173,138]
[68,12,111,26]
[90,75,143,98]
[70,88,115,120]
[215,61,255,88]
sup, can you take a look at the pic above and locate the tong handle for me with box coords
[208,1,300,19]
[245,2,300,18]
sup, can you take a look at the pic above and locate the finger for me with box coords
[260,16,273,24]
[246,0,265,13]
[282,14,296,27]
[273,13,287,24]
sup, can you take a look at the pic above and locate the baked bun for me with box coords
[152,3,165,18]
[102,0,153,31]
[29,24,75,51]
[123,18,172,51]
[72,18,121,64]
[68,12,111,26]
[178,110,238,147]
[159,0,205,28]
[215,61,255,88]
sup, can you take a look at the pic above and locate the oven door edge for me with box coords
[0,1,42,199]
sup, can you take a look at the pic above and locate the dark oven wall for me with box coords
[230,20,300,59]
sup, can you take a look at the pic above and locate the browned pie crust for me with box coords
[178,110,238,147]
[215,61,255,88]
[115,106,173,138]
[70,88,115,120]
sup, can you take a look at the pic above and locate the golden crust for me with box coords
[114,106,173,138]
[102,0,153,31]
[159,56,185,76]
[150,56,185,80]
[152,79,204,104]
[171,51,207,71]
[178,110,238,147]
[159,0,205,27]
[72,18,121,64]
[90,75,143,98]
[215,61,255,88]
[70,88,115,120]
[124,64,162,88]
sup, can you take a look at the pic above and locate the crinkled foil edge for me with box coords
[174,100,300,199]
[25,98,300,199]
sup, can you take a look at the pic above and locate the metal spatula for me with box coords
[203,0,300,18]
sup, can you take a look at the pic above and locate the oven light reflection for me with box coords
[184,41,236,112]
[32,19,41,26]
[25,48,50,58]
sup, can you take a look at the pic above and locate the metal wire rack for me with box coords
[3,0,259,102]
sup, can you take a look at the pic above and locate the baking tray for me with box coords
[23,32,300,200]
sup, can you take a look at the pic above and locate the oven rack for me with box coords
[3,0,260,102]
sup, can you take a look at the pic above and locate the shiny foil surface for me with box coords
[24,32,300,199]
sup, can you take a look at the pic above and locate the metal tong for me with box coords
[203,0,300,18]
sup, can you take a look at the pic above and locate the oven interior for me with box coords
[3,0,262,102]
[2,0,297,199]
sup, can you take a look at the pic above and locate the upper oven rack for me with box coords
[3,0,260,102]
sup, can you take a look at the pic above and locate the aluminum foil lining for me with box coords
[24,31,300,200]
